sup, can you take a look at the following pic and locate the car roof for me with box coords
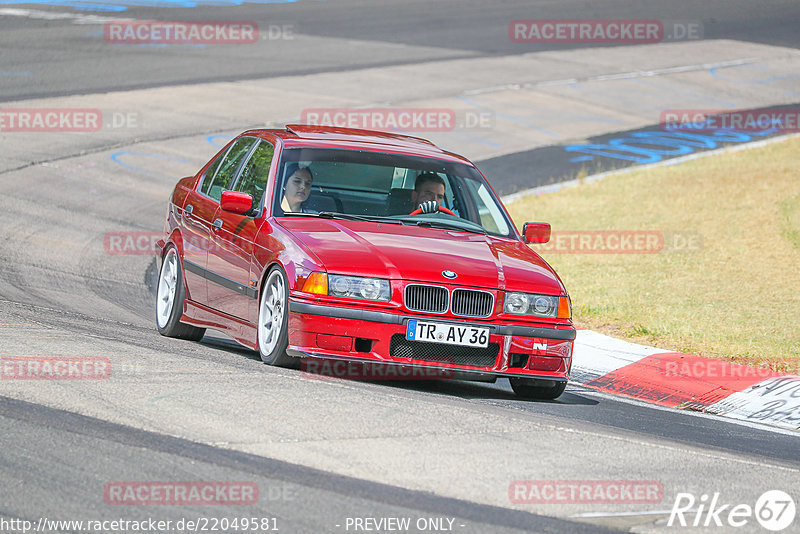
[242,124,473,165]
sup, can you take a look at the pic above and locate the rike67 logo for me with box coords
[669,490,795,531]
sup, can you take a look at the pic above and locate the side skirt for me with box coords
[182,299,258,350]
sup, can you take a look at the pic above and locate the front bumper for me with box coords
[287,299,575,381]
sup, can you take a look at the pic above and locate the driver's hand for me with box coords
[418,200,438,214]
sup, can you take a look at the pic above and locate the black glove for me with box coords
[418,200,439,214]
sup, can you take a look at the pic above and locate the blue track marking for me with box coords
[564,127,777,164]
[207,134,233,149]
[111,151,192,177]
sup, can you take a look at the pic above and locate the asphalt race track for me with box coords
[1,0,799,102]
[1,1,799,533]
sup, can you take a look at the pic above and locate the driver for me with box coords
[411,172,446,213]
[281,164,314,213]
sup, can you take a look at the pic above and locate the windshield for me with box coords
[273,147,514,237]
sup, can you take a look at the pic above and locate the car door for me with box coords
[207,138,276,320]
[187,136,257,309]
[181,150,227,304]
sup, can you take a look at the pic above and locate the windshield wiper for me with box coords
[317,212,403,224]
[414,219,487,234]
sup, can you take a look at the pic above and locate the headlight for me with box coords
[328,274,390,302]
[504,292,570,319]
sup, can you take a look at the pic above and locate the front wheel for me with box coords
[509,378,567,400]
[155,246,206,341]
[258,266,294,367]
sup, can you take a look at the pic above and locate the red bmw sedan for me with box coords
[156,125,575,399]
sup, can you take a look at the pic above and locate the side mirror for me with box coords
[522,222,551,244]
[220,191,254,215]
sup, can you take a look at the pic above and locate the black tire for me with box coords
[257,266,294,367]
[155,246,206,341]
[509,378,567,400]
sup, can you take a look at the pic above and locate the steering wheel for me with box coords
[410,202,456,216]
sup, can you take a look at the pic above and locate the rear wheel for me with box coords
[509,378,567,400]
[156,246,206,341]
[258,266,294,367]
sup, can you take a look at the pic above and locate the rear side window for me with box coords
[202,137,257,201]
[232,140,275,208]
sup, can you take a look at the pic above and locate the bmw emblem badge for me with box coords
[442,270,457,279]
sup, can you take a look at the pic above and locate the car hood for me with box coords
[278,218,565,295]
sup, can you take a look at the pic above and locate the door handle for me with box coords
[184,204,194,217]
[213,218,223,231]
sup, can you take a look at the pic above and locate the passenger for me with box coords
[411,172,446,213]
[281,164,314,213]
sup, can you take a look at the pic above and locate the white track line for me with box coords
[0,8,132,24]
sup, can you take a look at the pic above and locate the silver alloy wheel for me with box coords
[156,249,178,329]
[259,270,286,356]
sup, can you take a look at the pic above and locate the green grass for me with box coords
[779,194,800,250]
[505,137,800,371]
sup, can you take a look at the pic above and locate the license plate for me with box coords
[406,319,489,348]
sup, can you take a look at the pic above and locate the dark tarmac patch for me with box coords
[478,102,800,196]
